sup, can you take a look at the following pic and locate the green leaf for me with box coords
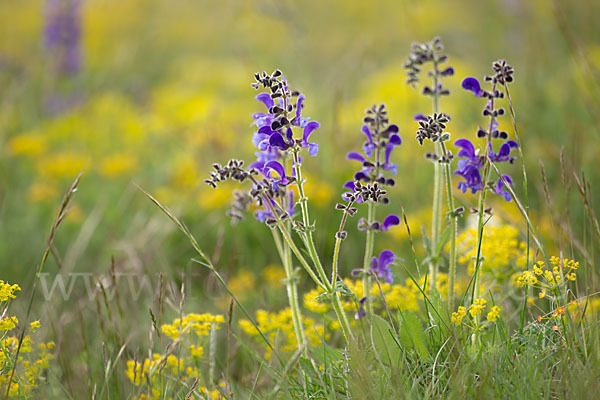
[371,315,402,368]
[398,310,431,361]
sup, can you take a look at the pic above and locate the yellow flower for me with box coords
[0,280,21,301]
[189,344,204,358]
[29,320,41,333]
[8,133,47,156]
[0,316,18,331]
[99,153,138,178]
[451,306,466,326]
[468,299,487,317]
[487,306,501,322]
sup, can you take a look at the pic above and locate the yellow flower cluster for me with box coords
[487,306,501,322]
[303,278,423,320]
[514,256,580,295]
[0,280,21,301]
[456,225,527,281]
[126,312,225,396]
[451,306,466,326]
[451,300,501,327]
[161,313,225,341]
[239,308,329,359]
[468,299,487,317]
[125,353,198,387]
[0,280,54,398]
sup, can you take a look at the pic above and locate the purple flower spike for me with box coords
[355,297,367,319]
[462,77,483,97]
[370,250,396,284]
[381,215,400,231]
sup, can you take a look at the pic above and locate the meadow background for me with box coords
[1,0,599,397]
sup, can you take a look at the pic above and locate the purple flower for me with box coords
[381,214,400,231]
[455,164,483,194]
[453,138,518,201]
[301,121,320,156]
[461,77,483,97]
[493,174,513,201]
[370,250,396,284]
[361,125,375,157]
[355,297,367,319]
[440,66,455,76]
[414,113,428,121]
[489,140,518,163]
[44,0,82,75]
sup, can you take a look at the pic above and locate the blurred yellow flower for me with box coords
[8,133,47,156]
[99,153,138,178]
[36,152,87,179]
[28,181,58,203]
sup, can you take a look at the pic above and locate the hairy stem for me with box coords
[440,142,458,312]
[429,62,442,294]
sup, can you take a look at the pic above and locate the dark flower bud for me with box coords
[335,203,346,210]
[336,231,348,240]
[477,128,487,138]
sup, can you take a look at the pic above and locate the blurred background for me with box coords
[0,0,599,395]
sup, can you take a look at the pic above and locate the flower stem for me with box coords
[429,62,442,294]
[273,214,307,355]
[362,201,376,314]
[440,142,458,312]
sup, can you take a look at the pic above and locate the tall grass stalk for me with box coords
[6,171,83,397]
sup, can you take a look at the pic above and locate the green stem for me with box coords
[429,62,442,294]
[291,151,330,287]
[440,143,458,312]
[362,201,376,314]
[273,224,307,356]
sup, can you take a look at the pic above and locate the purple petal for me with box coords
[355,171,369,181]
[441,66,454,76]
[414,113,428,121]
[454,138,476,159]
[381,215,400,231]
[303,121,320,143]
[389,134,402,146]
[256,93,274,109]
[265,160,286,180]
[343,181,355,191]
[294,94,305,125]
[346,152,366,163]
[361,125,373,145]
[378,250,396,270]
[461,77,483,97]
[386,124,399,134]
[355,297,367,319]
[269,133,288,149]
[307,142,319,156]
